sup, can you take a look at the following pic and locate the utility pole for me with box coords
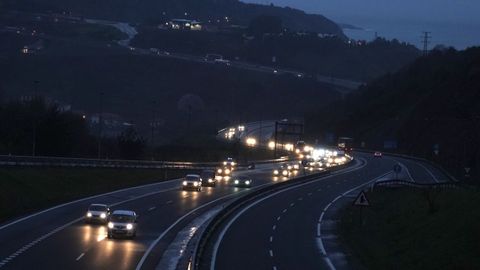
[97,92,104,159]
[151,101,156,160]
[273,121,278,159]
[422,31,431,56]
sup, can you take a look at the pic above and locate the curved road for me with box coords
[207,152,449,270]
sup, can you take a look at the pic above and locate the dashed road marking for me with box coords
[282,209,287,213]
[148,206,156,212]
[270,236,273,242]
[276,216,281,221]
[272,225,276,231]
[76,253,85,261]
[290,203,295,207]
[298,197,303,201]
[166,200,173,204]
[269,250,274,257]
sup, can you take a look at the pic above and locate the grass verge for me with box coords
[339,187,480,270]
[0,167,195,223]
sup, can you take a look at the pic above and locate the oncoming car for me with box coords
[233,176,253,187]
[85,204,111,224]
[182,174,203,191]
[107,210,138,239]
[273,165,290,177]
[374,151,383,157]
[217,166,233,176]
[200,169,217,187]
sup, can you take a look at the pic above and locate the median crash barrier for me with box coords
[191,158,355,270]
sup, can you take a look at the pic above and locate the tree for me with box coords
[248,15,283,37]
[117,127,146,159]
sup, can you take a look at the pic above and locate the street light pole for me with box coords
[97,92,104,159]
[31,80,40,157]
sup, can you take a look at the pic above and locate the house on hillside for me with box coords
[165,19,202,31]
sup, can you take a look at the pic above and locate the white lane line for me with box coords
[396,161,415,182]
[0,178,182,231]
[210,159,367,270]
[290,203,295,207]
[416,162,439,183]
[307,192,312,196]
[165,200,173,204]
[316,170,392,270]
[269,250,274,257]
[76,253,85,261]
[282,209,287,213]
[276,216,281,221]
[270,236,273,242]
[136,182,273,270]
[317,188,322,191]
[273,266,278,270]
[298,197,303,201]
[0,186,179,268]
[272,225,277,231]
[148,206,156,212]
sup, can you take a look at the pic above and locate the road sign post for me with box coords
[353,191,370,226]
[393,164,402,180]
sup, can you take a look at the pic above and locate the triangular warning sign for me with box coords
[353,191,370,207]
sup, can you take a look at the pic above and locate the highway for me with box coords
[204,152,450,270]
[0,162,301,270]
[0,153,448,270]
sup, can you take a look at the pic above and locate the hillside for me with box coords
[306,47,480,181]
[2,0,344,36]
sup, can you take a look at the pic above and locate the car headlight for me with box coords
[282,170,288,176]
[108,222,114,229]
[126,224,133,230]
[100,213,106,219]
[87,212,92,217]
[273,170,279,175]
[208,179,213,183]
[193,182,198,187]
[225,169,231,174]
[217,169,222,173]
[223,161,227,165]
[234,180,239,184]
[183,181,187,186]
[231,162,235,166]
[245,180,250,185]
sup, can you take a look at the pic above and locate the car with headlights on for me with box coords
[200,170,217,187]
[217,166,233,176]
[374,151,383,158]
[273,165,290,177]
[233,176,253,187]
[107,210,138,239]
[182,174,203,191]
[85,204,111,224]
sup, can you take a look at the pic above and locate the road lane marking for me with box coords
[0,186,180,268]
[76,253,85,261]
[272,225,276,231]
[269,250,274,257]
[298,197,303,201]
[136,182,274,270]
[0,178,183,231]
[416,162,439,183]
[210,158,367,270]
[273,266,277,270]
[290,203,295,207]
[166,200,173,204]
[282,209,287,213]
[148,206,156,212]
[276,216,281,221]
[316,170,392,270]
[270,236,273,242]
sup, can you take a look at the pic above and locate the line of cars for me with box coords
[83,158,252,240]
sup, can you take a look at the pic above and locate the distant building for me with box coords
[165,19,202,31]
[22,40,44,54]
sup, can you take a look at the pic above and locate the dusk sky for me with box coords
[243,0,480,48]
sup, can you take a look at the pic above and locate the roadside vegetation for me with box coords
[0,167,193,223]
[307,47,480,181]
[340,187,480,270]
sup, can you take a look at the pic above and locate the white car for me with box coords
[85,204,111,224]
[107,210,138,239]
[182,174,203,191]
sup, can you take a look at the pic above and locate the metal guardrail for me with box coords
[354,149,458,182]
[191,159,354,270]
[374,179,460,190]
[0,155,289,169]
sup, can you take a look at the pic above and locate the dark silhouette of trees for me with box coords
[117,127,146,160]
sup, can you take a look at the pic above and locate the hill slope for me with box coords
[306,47,480,180]
[3,0,344,36]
